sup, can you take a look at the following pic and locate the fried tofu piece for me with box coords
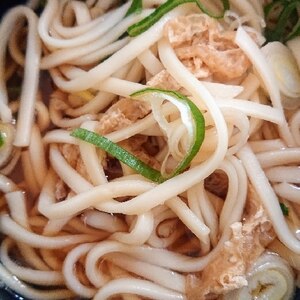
[164,14,251,82]
[119,135,161,170]
[97,98,150,134]
[186,184,276,300]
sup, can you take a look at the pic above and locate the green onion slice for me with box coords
[71,88,205,183]
[131,88,205,177]
[280,202,289,216]
[125,0,143,17]
[265,0,300,43]
[127,0,230,37]
[71,128,164,182]
[0,131,4,148]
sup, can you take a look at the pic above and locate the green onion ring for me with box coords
[71,88,205,183]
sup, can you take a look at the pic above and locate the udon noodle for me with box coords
[0,0,299,299]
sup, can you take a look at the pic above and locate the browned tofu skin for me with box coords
[186,185,276,300]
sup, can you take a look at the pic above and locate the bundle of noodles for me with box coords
[0,0,299,299]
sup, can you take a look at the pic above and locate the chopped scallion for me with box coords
[71,88,205,183]
[0,131,4,148]
[130,88,205,178]
[280,202,289,216]
[127,0,229,37]
[72,128,164,182]
[264,0,300,43]
[125,0,143,17]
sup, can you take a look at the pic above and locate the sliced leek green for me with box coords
[264,0,300,43]
[71,88,205,183]
[0,131,4,148]
[130,88,205,178]
[280,202,289,216]
[127,0,230,37]
[125,0,143,17]
[71,128,164,182]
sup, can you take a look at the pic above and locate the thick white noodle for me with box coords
[106,263,142,300]
[73,37,130,66]
[51,1,113,38]
[16,242,50,271]
[38,170,156,219]
[5,191,29,229]
[43,129,77,145]
[0,7,41,145]
[0,174,17,193]
[189,182,219,247]
[40,11,152,68]
[138,49,164,75]
[0,102,12,123]
[82,210,127,232]
[67,1,92,25]
[0,239,64,286]
[237,144,300,253]
[147,208,180,248]
[65,91,116,116]
[273,182,300,204]
[93,278,185,300]
[49,93,97,128]
[256,148,300,168]
[38,0,131,48]
[249,139,286,153]
[35,99,51,131]
[28,125,47,188]
[235,26,296,146]
[21,150,40,197]
[110,212,154,246]
[84,235,230,274]
[218,159,238,231]
[290,110,300,146]
[265,166,300,183]
[106,252,186,293]
[0,264,73,300]
[8,22,26,66]
[222,108,250,155]
[216,98,284,125]
[79,121,108,185]
[49,144,93,193]
[0,214,98,249]
[63,243,97,298]
[166,197,210,244]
